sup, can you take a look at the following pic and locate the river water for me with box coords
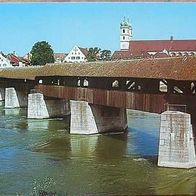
[0,102,195,195]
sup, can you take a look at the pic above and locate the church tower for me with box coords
[120,17,132,50]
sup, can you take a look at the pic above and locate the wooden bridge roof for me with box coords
[0,56,196,81]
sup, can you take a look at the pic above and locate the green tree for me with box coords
[100,50,111,61]
[86,47,101,62]
[30,41,54,65]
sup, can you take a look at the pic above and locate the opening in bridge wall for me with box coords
[164,103,187,113]
[159,81,167,92]
[77,79,89,87]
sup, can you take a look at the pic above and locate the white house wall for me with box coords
[64,46,87,63]
[0,54,12,68]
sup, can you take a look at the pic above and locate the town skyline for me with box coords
[0,3,196,56]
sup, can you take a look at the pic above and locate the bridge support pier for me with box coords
[70,100,127,134]
[5,87,27,108]
[0,88,5,101]
[158,111,196,168]
[27,92,70,119]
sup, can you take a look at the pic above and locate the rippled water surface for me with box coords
[0,102,195,195]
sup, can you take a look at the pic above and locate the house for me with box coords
[63,46,88,63]
[112,18,196,59]
[0,52,12,68]
[23,52,32,64]
[54,53,68,63]
[7,52,28,67]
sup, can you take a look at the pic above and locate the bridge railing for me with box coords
[164,103,187,113]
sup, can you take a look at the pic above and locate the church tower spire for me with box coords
[120,17,132,50]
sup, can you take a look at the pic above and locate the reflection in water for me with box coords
[95,132,128,161]
[4,108,22,116]
[0,101,4,107]
[0,104,195,195]
[28,118,71,160]
[27,117,70,133]
[70,135,98,158]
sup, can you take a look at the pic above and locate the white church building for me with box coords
[112,18,196,59]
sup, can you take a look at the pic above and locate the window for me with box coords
[123,36,125,40]
[159,81,167,92]
[76,56,80,60]
[71,56,75,60]
[39,79,43,84]
[123,29,125,33]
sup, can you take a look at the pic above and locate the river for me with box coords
[0,102,195,195]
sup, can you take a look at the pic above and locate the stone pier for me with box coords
[158,111,196,168]
[5,87,27,108]
[0,88,5,101]
[28,92,70,119]
[70,100,127,134]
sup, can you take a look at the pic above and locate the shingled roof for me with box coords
[78,47,89,57]
[112,40,196,59]
[130,40,196,54]
[0,57,196,81]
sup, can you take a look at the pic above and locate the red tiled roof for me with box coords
[7,54,20,65]
[112,50,133,59]
[7,54,29,66]
[129,40,196,55]
[112,39,196,59]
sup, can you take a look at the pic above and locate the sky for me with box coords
[0,3,196,56]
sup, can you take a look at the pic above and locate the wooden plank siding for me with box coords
[36,84,166,113]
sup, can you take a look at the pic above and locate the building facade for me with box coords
[0,52,12,68]
[63,46,88,63]
[54,53,67,64]
[7,53,27,67]
[113,18,196,59]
